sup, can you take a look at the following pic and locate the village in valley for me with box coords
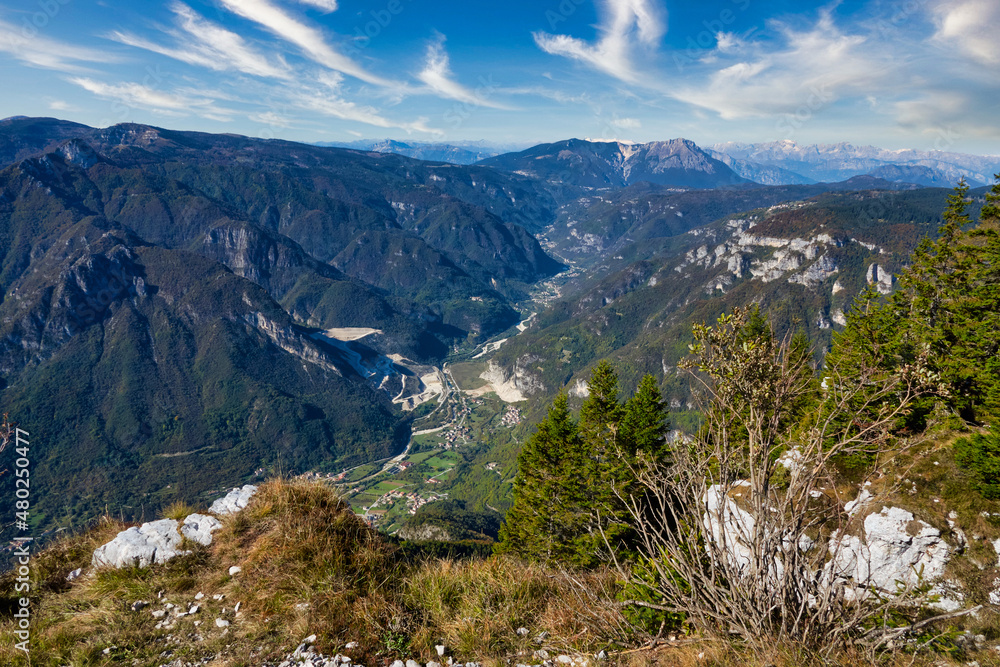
[297,361,525,534]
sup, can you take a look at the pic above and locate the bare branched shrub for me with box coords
[613,308,966,654]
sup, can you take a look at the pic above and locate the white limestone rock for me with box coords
[703,482,757,572]
[788,254,838,287]
[180,513,223,546]
[844,489,873,517]
[990,577,1000,606]
[828,506,951,593]
[776,447,804,474]
[209,485,259,516]
[866,263,894,295]
[92,519,188,569]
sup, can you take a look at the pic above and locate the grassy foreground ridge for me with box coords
[2,473,1000,667]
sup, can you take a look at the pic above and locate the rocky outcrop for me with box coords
[828,506,952,600]
[209,485,259,516]
[480,357,544,403]
[866,263,894,295]
[92,519,191,569]
[397,523,453,542]
[568,378,590,398]
[92,487,256,570]
[788,254,838,287]
[180,513,223,546]
[243,313,344,377]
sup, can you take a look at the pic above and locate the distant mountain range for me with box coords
[326,135,1000,190]
[479,138,750,190]
[711,140,1000,187]
[315,139,524,165]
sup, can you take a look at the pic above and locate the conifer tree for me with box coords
[496,393,589,564]
[827,176,1000,425]
[500,363,673,568]
[578,360,625,455]
[619,374,671,465]
[574,361,626,565]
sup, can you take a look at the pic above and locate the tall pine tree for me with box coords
[496,393,590,565]
[500,363,671,568]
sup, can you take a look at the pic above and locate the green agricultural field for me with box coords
[345,463,381,482]
[411,433,446,448]
[407,449,441,465]
[371,480,407,494]
[423,452,460,472]
[449,361,488,390]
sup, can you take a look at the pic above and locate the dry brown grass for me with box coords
[0,479,630,666]
[404,556,632,661]
[2,477,996,666]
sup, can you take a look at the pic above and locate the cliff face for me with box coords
[479,358,545,403]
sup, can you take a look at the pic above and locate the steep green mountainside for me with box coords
[0,118,572,537]
[487,187,964,414]
[0,216,406,537]
[0,118,565,355]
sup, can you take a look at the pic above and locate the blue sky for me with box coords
[0,0,997,153]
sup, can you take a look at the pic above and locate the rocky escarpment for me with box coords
[0,225,145,374]
[674,212,856,290]
[480,357,545,403]
[704,465,1000,619]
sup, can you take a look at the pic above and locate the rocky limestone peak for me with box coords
[55,138,103,169]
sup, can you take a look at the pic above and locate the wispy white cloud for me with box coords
[417,34,513,110]
[0,18,118,71]
[249,110,294,128]
[295,0,339,13]
[217,0,394,87]
[69,77,236,120]
[612,117,641,129]
[292,87,440,135]
[670,10,893,119]
[108,3,291,80]
[499,85,590,105]
[931,0,1000,66]
[533,0,666,83]
[265,72,439,135]
[49,100,78,112]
